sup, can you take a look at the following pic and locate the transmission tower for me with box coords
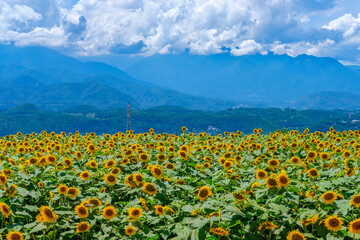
[126,102,132,131]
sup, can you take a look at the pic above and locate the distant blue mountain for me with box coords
[0,44,238,110]
[126,52,360,104]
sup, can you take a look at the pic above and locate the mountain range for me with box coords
[0,44,236,110]
[1,44,360,110]
[126,52,360,107]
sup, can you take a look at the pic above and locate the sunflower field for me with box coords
[1,127,360,240]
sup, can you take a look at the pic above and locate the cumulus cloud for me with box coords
[0,0,359,63]
[323,13,360,44]
[231,40,264,56]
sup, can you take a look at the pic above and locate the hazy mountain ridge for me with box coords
[127,52,360,104]
[2,44,360,110]
[0,44,239,110]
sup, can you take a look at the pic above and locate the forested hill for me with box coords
[0,104,358,136]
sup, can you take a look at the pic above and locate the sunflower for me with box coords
[267,159,280,169]
[39,206,58,223]
[143,183,158,195]
[165,163,175,170]
[150,166,162,179]
[75,205,89,218]
[0,203,11,218]
[157,154,167,162]
[258,222,278,231]
[319,152,330,161]
[87,144,96,153]
[86,198,102,208]
[80,171,91,180]
[75,151,82,159]
[197,186,212,201]
[209,227,230,236]
[290,156,301,164]
[177,150,188,160]
[350,194,360,207]
[133,174,144,185]
[46,155,57,165]
[349,218,360,235]
[110,167,121,175]
[277,172,291,187]
[265,176,279,189]
[307,151,317,160]
[301,215,319,227]
[307,168,319,178]
[105,159,116,168]
[324,215,343,231]
[139,153,149,162]
[103,206,117,220]
[287,230,305,240]
[57,184,68,194]
[0,174,7,186]
[104,174,117,185]
[88,160,98,169]
[63,158,73,167]
[164,206,176,215]
[321,191,337,204]
[67,187,80,199]
[223,160,233,169]
[6,231,24,240]
[125,225,136,236]
[256,169,268,179]
[155,205,165,215]
[139,197,149,211]
[76,222,91,233]
[128,207,142,220]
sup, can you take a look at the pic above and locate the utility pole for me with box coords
[126,102,132,131]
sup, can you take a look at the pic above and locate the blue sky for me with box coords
[1,0,360,64]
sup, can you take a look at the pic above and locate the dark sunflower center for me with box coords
[329,218,340,227]
[268,178,277,186]
[79,207,87,215]
[352,222,360,230]
[292,233,304,240]
[146,184,155,192]
[154,168,161,175]
[44,209,53,218]
[354,196,360,203]
[11,233,21,240]
[324,193,335,200]
[68,189,76,194]
[132,210,140,216]
[270,160,277,166]
[199,189,209,198]
[107,175,115,182]
[106,210,114,216]
[79,223,88,231]
[310,170,317,176]
[280,176,288,184]
[3,206,9,213]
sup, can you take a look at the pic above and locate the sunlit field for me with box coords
[1,127,360,240]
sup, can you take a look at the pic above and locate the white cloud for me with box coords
[0,2,42,32]
[231,40,264,56]
[323,13,360,44]
[0,0,358,63]
[270,39,335,57]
